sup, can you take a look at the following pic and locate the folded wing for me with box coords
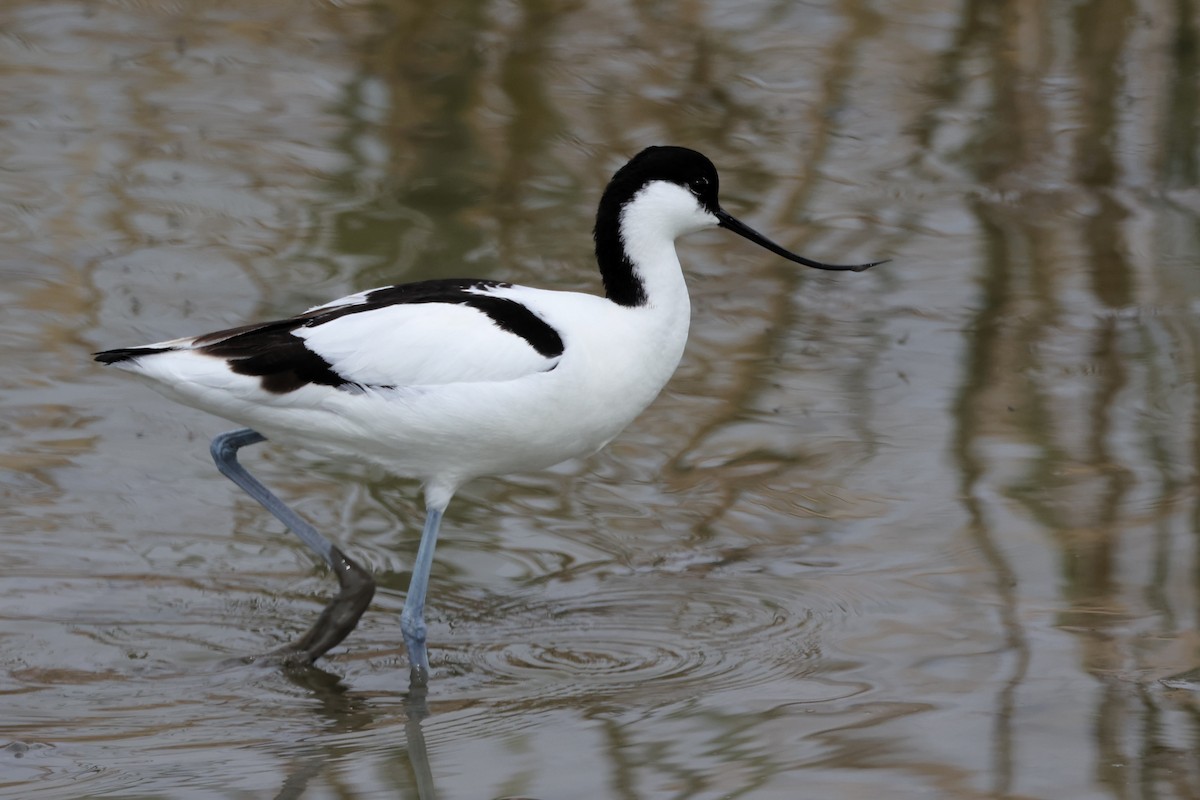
[95,279,566,395]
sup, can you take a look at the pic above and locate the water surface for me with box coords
[3,1,1200,797]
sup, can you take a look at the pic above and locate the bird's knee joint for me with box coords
[400,611,427,643]
[210,438,232,463]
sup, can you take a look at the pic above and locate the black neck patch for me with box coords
[593,194,646,308]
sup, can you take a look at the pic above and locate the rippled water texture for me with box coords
[3,1,1200,797]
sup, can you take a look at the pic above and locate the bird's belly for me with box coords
[231,368,650,485]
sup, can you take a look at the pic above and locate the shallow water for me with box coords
[3,0,1200,797]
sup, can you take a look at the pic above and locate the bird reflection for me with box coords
[269,666,437,800]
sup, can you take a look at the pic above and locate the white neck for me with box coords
[616,182,714,316]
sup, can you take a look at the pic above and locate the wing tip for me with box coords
[93,346,172,365]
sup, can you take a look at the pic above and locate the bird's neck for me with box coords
[593,188,690,313]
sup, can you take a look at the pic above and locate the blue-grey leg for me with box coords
[400,504,445,685]
[210,428,375,666]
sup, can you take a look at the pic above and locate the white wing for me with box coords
[297,299,559,387]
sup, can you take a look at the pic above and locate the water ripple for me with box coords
[436,556,837,705]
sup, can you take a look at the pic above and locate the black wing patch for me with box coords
[342,280,564,359]
[102,278,567,395]
[198,320,349,394]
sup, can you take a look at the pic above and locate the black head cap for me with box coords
[599,145,720,214]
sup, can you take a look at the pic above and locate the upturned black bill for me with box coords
[715,209,885,272]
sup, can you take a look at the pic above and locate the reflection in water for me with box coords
[270,669,438,800]
[2,0,1200,797]
[936,1,1200,796]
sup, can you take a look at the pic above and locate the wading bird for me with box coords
[95,146,882,685]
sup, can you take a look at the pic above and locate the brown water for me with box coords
[3,1,1200,797]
